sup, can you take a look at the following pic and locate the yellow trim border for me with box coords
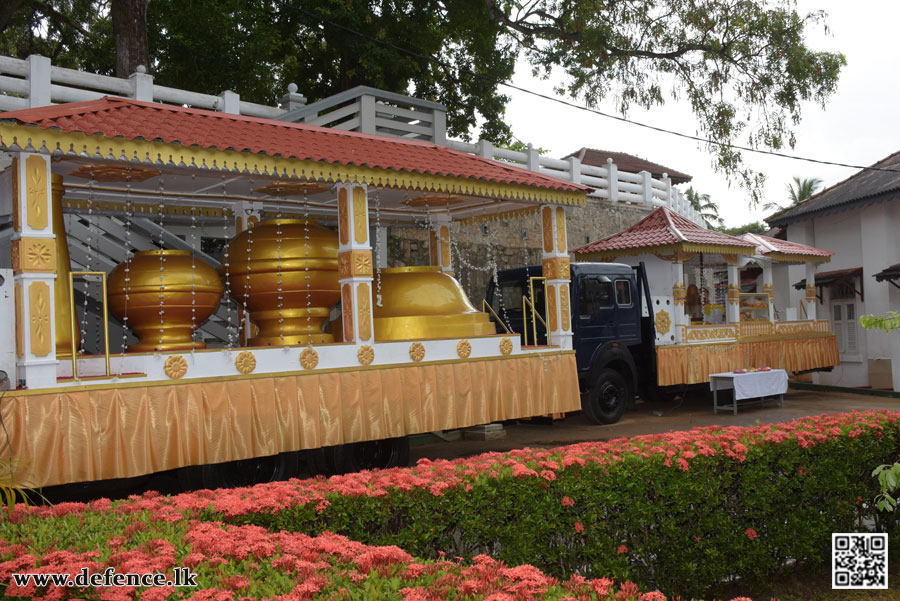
[1,124,586,207]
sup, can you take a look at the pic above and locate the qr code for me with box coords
[832,533,888,589]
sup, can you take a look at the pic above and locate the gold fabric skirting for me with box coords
[4,353,579,488]
[656,335,839,387]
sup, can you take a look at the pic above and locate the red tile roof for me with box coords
[0,97,587,194]
[740,233,833,259]
[572,206,755,254]
[564,148,692,184]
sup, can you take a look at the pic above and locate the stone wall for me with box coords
[385,200,651,301]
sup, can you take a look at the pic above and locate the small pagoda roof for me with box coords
[739,233,833,264]
[571,206,755,259]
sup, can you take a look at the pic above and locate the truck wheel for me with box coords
[324,437,410,475]
[177,451,300,491]
[583,368,631,424]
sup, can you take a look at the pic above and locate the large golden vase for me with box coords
[51,174,75,358]
[374,266,496,340]
[225,219,340,346]
[108,250,224,352]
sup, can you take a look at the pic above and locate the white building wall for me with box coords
[786,198,900,389]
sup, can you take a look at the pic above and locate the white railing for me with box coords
[446,139,705,225]
[0,54,293,118]
[280,85,447,144]
[0,53,704,224]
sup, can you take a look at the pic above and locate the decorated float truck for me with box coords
[488,207,840,424]
[0,98,584,492]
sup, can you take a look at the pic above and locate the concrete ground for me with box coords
[410,386,900,462]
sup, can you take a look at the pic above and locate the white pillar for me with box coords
[671,260,686,343]
[805,262,817,321]
[540,205,572,350]
[726,258,741,324]
[9,153,58,388]
[429,213,453,273]
[26,54,51,108]
[336,183,374,345]
[762,261,775,322]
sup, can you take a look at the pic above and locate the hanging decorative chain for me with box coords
[190,191,198,352]
[157,174,166,352]
[275,190,285,345]
[303,191,312,344]
[80,167,95,354]
[243,179,254,343]
[120,173,134,367]
[221,177,236,349]
[374,188,383,307]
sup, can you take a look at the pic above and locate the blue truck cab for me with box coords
[487,262,657,424]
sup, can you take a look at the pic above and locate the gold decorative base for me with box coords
[128,324,207,352]
[249,333,334,347]
[246,307,334,347]
[374,314,496,341]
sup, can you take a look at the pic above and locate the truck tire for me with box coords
[324,437,410,475]
[582,368,631,424]
[177,451,300,491]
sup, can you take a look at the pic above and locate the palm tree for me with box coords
[786,176,823,206]
[684,187,723,228]
[764,176,823,213]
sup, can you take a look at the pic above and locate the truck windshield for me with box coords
[491,281,546,318]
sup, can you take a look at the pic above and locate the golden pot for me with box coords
[108,250,224,352]
[225,219,340,346]
[374,266,496,340]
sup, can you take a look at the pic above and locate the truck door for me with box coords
[613,277,640,343]
[575,275,615,371]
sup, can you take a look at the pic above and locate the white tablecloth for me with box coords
[709,369,789,400]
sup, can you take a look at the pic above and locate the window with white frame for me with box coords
[831,301,859,358]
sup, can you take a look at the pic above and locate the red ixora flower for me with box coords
[574,522,585,533]
[561,496,574,507]
[617,545,628,555]
[744,528,758,540]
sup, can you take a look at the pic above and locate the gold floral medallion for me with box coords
[655,310,671,335]
[409,342,426,362]
[164,354,188,379]
[457,339,472,359]
[234,351,256,374]
[357,344,375,366]
[300,347,319,370]
[499,337,513,356]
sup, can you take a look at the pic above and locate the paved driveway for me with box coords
[410,387,900,462]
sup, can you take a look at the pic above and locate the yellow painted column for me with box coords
[429,214,453,273]
[336,183,375,355]
[8,153,58,388]
[670,259,686,343]
[804,261,818,320]
[540,205,572,350]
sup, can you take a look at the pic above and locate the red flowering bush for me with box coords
[1,411,898,599]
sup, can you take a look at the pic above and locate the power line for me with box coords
[284,2,900,175]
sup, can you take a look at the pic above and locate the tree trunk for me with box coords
[112,0,150,77]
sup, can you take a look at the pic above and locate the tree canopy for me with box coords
[1,0,845,191]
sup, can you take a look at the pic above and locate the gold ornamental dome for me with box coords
[225,219,340,346]
[108,250,224,352]
[373,266,496,340]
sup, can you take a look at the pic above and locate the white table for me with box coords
[709,369,788,415]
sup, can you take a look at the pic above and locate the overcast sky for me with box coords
[500,0,900,228]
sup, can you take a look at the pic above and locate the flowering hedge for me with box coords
[1,514,686,601]
[1,411,899,600]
